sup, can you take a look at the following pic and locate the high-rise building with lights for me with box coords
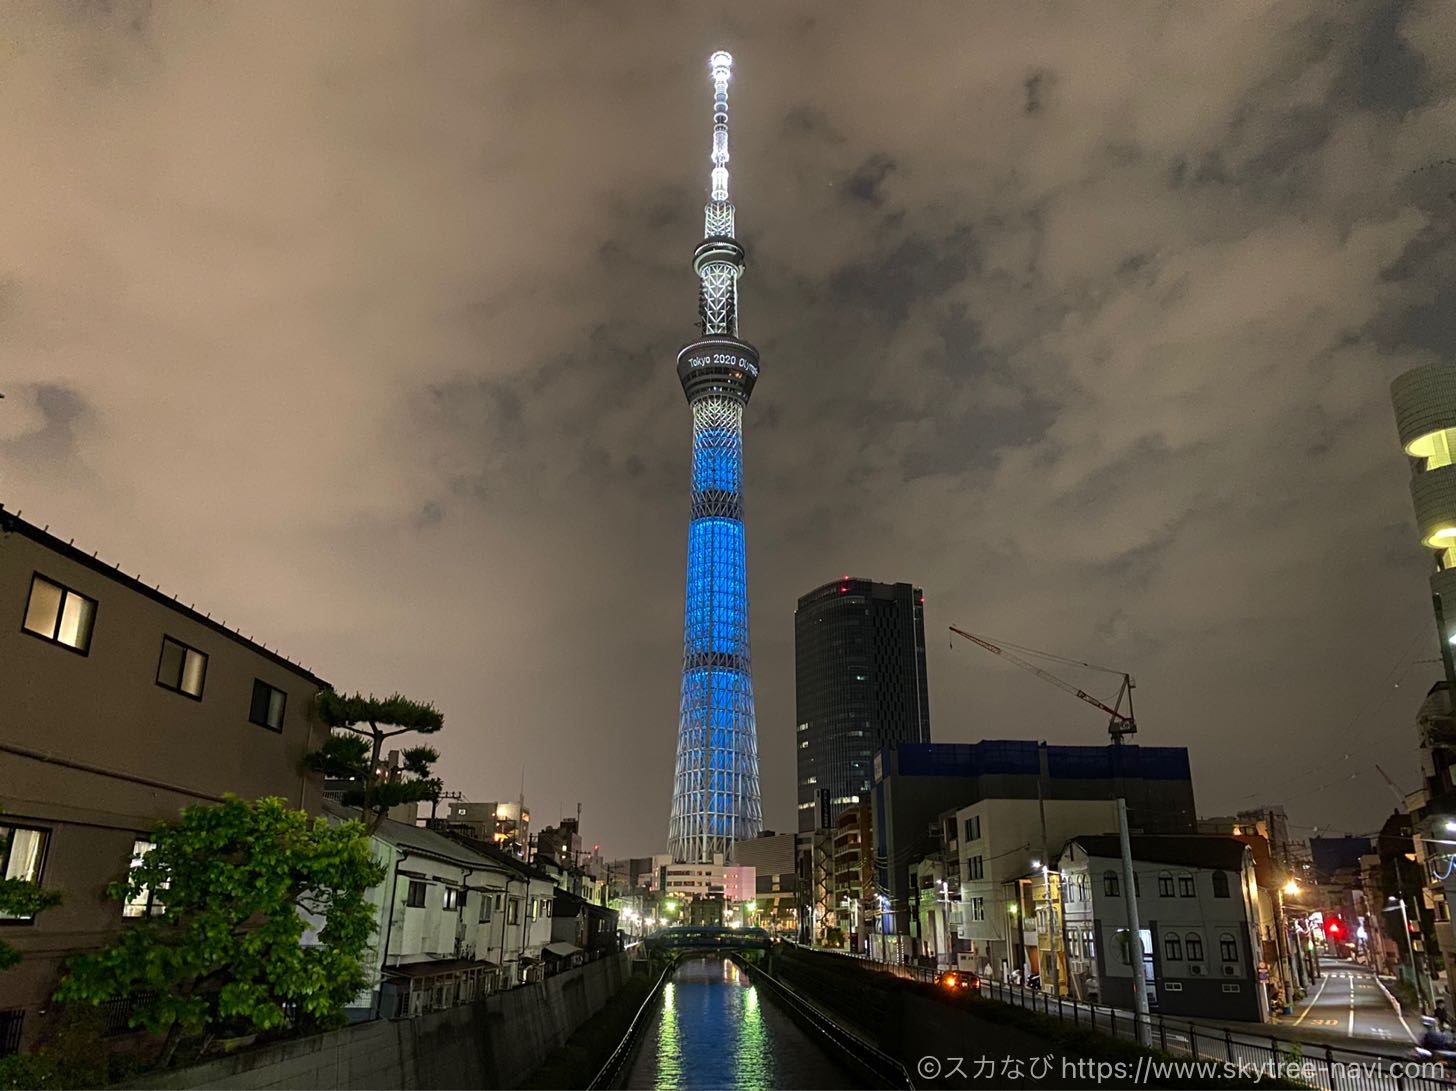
[667,51,763,864]
[794,578,931,833]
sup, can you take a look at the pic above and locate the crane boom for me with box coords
[948,625,1137,741]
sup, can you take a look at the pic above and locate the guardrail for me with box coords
[795,944,1456,1091]
[586,957,677,1091]
[735,957,915,1090]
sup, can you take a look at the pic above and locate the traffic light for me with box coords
[1326,919,1342,937]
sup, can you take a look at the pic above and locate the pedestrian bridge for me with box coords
[645,926,773,953]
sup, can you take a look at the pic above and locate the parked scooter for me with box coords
[1412,1016,1456,1072]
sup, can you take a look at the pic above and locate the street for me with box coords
[1280,958,1418,1053]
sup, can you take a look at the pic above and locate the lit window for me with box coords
[156,637,207,699]
[1408,427,1456,472]
[508,898,521,925]
[122,839,166,918]
[443,888,460,911]
[479,895,494,923]
[249,679,287,731]
[0,824,49,918]
[22,574,96,654]
[799,741,808,750]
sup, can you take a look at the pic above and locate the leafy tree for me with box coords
[305,690,444,831]
[0,879,61,972]
[53,796,384,1067]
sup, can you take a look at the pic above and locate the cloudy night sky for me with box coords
[2,1,1455,854]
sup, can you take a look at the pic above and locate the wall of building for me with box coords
[116,953,630,1091]
[955,797,1120,970]
[0,517,327,1050]
[794,578,930,833]
[871,741,1197,941]
[1061,847,1263,1021]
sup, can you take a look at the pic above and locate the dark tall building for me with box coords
[795,578,931,832]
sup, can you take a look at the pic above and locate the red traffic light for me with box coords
[1326,919,1342,936]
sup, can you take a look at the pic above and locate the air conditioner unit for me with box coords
[1223,964,1236,976]
[1189,963,1204,975]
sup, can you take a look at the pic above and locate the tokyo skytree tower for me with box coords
[667,51,763,864]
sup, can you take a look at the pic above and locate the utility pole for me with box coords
[1119,798,1151,1045]
[1037,742,1060,996]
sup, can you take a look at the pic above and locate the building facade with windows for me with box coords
[1058,834,1266,1021]
[913,796,1119,976]
[324,803,556,1019]
[0,507,329,1052]
[795,578,930,833]
[871,740,1197,962]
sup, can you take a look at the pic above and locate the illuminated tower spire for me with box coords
[668,50,762,864]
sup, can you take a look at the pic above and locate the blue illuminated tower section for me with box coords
[668,51,763,864]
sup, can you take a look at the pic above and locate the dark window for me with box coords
[1164,934,1183,961]
[0,824,50,919]
[1212,871,1230,898]
[249,679,287,731]
[406,881,427,908]
[1158,872,1174,897]
[1185,933,1204,961]
[1103,870,1119,897]
[0,1010,22,1058]
[22,573,96,654]
[964,816,981,841]
[121,839,166,918]
[968,856,984,880]
[1219,934,1238,963]
[156,636,207,699]
[1178,874,1195,898]
[508,898,521,925]
[479,896,493,923]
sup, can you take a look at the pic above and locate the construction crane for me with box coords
[948,625,1137,744]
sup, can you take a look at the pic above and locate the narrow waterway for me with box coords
[624,955,864,1090]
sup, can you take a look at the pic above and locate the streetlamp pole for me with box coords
[1391,894,1431,1013]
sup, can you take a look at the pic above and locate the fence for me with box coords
[809,946,1456,1091]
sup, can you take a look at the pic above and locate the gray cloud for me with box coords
[1,0,1454,853]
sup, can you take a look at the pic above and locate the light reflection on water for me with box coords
[628,956,856,1091]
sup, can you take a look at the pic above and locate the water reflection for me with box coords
[628,956,857,1091]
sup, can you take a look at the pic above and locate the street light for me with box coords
[1283,879,1300,896]
[1386,895,1431,1013]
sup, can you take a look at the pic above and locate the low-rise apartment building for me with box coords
[0,508,328,1052]
[1058,834,1266,1021]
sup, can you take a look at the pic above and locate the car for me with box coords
[936,969,982,995]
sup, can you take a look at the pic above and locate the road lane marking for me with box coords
[1294,973,1331,1026]
[1348,975,1355,1038]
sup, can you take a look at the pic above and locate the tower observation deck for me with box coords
[667,51,762,864]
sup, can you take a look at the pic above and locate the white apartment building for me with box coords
[323,802,556,1018]
[950,797,1119,975]
[1058,834,1266,1021]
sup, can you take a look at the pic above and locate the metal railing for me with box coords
[587,957,677,1091]
[735,957,914,1090]
[797,944,1456,1091]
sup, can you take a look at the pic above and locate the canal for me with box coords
[624,955,865,1090]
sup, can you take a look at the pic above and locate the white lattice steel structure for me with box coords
[668,51,763,864]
